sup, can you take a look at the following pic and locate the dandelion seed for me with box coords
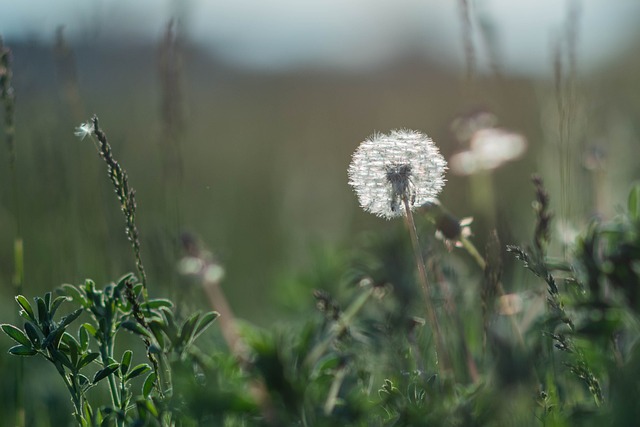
[348,129,447,219]
[74,121,94,141]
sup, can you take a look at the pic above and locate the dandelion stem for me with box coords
[403,197,451,377]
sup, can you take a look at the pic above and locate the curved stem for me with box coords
[459,235,486,270]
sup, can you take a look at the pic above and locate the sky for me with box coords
[1,0,639,77]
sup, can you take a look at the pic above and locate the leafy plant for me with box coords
[2,274,218,426]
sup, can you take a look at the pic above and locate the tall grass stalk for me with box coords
[183,236,279,424]
[458,0,476,84]
[90,116,149,294]
[554,0,582,247]
[53,27,85,122]
[82,116,161,392]
[158,20,186,301]
[1,36,26,427]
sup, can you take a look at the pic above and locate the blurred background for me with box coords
[0,0,640,323]
[1,0,640,332]
[2,0,640,424]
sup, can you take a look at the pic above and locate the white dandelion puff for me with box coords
[74,121,94,141]
[348,129,447,219]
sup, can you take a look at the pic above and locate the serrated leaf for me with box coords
[142,372,156,398]
[1,324,31,346]
[8,345,37,356]
[192,311,219,342]
[125,363,151,381]
[78,352,100,370]
[15,296,35,321]
[119,320,151,338]
[93,363,120,384]
[120,350,133,375]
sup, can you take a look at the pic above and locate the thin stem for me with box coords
[403,198,451,376]
[100,337,122,412]
[51,359,84,425]
[461,235,525,347]
[201,269,278,425]
[202,280,247,362]
[438,277,479,383]
[69,373,88,424]
[459,235,486,270]
[91,116,148,295]
[323,364,347,415]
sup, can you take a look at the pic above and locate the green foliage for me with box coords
[2,276,218,426]
[5,180,640,426]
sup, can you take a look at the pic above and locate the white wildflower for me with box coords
[450,128,527,175]
[74,121,94,141]
[348,129,447,219]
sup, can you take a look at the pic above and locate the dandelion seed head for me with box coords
[74,121,94,141]
[348,129,447,219]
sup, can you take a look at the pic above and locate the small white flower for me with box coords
[348,129,447,219]
[450,128,527,175]
[74,122,94,141]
